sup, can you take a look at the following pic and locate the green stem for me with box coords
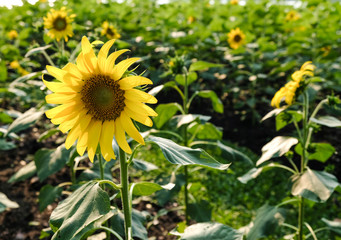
[42,50,55,67]
[69,156,76,184]
[184,165,189,225]
[97,226,124,240]
[298,196,304,240]
[119,148,132,240]
[97,180,121,190]
[97,153,104,180]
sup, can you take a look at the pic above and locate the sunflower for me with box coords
[43,7,75,42]
[8,30,18,40]
[43,36,157,162]
[101,21,121,40]
[230,0,239,5]
[285,10,300,21]
[271,61,315,108]
[227,28,245,50]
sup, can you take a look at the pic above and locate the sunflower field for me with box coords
[1,0,341,239]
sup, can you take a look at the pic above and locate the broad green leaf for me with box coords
[188,122,222,140]
[310,116,341,128]
[173,114,211,128]
[131,182,163,196]
[78,156,115,181]
[39,184,62,212]
[261,108,286,122]
[257,136,298,166]
[35,144,71,181]
[322,218,341,235]
[153,103,183,128]
[197,90,224,113]
[0,61,8,82]
[38,129,60,142]
[187,200,212,222]
[0,111,13,124]
[8,161,36,183]
[9,71,42,87]
[291,168,340,202]
[156,173,185,206]
[132,159,158,172]
[276,111,302,131]
[295,143,335,163]
[176,222,242,240]
[175,71,198,86]
[189,61,224,72]
[238,168,263,184]
[247,204,285,240]
[147,81,177,96]
[0,139,16,151]
[25,45,52,57]
[0,192,19,213]
[50,181,111,240]
[110,209,147,240]
[5,108,44,136]
[148,136,230,170]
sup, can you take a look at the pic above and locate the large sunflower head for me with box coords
[227,28,246,50]
[271,61,315,108]
[43,7,75,42]
[43,36,158,162]
[101,21,121,40]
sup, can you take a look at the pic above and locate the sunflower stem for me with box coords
[42,49,55,67]
[119,148,132,240]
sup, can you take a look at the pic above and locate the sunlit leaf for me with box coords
[39,184,62,212]
[8,161,36,183]
[310,116,341,128]
[197,90,224,113]
[0,192,19,213]
[189,61,224,72]
[153,103,183,128]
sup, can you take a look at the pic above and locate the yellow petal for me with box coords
[97,39,116,73]
[65,125,81,149]
[115,119,132,154]
[104,49,130,75]
[120,111,144,145]
[43,79,81,93]
[112,58,140,80]
[125,99,158,117]
[59,109,87,133]
[45,100,79,119]
[87,120,102,162]
[81,36,97,72]
[46,65,67,81]
[76,52,91,74]
[124,89,157,104]
[45,92,78,104]
[124,106,153,127]
[99,120,116,161]
[119,76,153,90]
[62,63,84,79]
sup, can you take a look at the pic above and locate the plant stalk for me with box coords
[119,148,132,239]
[298,196,304,240]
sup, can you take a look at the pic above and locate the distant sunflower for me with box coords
[285,10,300,21]
[101,21,121,40]
[271,61,315,108]
[227,28,245,50]
[230,0,239,5]
[43,7,75,42]
[43,36,157,162]
[8,30,18,40]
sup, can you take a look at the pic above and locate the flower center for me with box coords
[81,74,125,121]
[106,27,115,37]
[234,34,242,43]
[53,17,67,31]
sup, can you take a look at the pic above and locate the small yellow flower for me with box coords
[321,46,331,57]
[10,60,20,69]
[271,61,315,108]
[8,30,18,40]
[230,0,239,5]
[43,7,75,42]
[285,10,300,21]
[187,16,195,24]
[101,21,121,40]
[43,36,157,162]
[227,28,246,50]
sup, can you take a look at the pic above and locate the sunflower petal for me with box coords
[81,36,97,71]
[104,49,130,74]
[98,39,116,73]
[62,63,83,79]
[86,121,102,162]
[124,106,153,127]
[46,65,68,81]
[120,112,144,145]
[112,58,140,80]
[125,99,158,117]
[115,119,132,154]
[119,76,153,90]
[45,92,78,104]
[99,120,116,161]
[59,109,87,133]
[124,89,157,104]
[45,101,79,119]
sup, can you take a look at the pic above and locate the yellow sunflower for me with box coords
[230,0,239,5]
[43,36,157,162]
[227,28,245,50]
[271,61,315,108]
[8,30,18,40]
[43,7,75,42]
[285,10,300,21]
[101,21,121,40]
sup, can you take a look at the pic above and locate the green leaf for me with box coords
[34,144,71,181]
[174,114,211,128]
[131,182,164,196]
[257,136,298,166]
[0,111,13,124]
[0,192,19,213]
[189,61,224,72]
[176,222,242,240]
[188,122,223,140]
[110,209,147,240]
[8,161,37,183]
[175,71,198,86]
[310,116,341,128]
[50,181,111,240]
[132,159,158,172]
[261,108,285,122]
[78,156,115,182]
[238,168,263,184]
[0,139,16,150]
[156,173,185,206]
[187,200,212,222]
[275,111,302,131]
[247,204,285,240]
[197,90,224,113]
[291,168,340,202]
[5,108,44,136]
[322,218,341,235]
[38,129,60,142]
[295,143,335,163]
[25,45,52,57]
[153,103,183,128]
[39,184,62,212]
[148,136,230,170]
[0,60,8,82]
